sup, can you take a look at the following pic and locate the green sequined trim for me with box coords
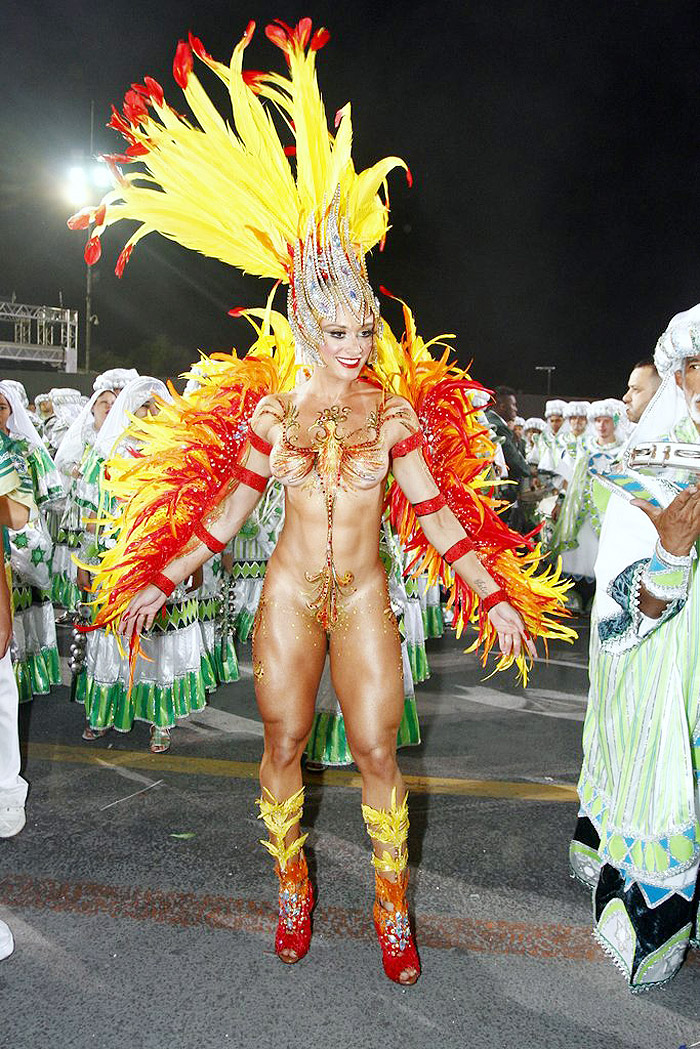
[75,669,207,730]
[15,645,61,702]
[304,696,421,767]
[406,642,430,684]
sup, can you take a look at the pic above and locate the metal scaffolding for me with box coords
[0,299,78,372]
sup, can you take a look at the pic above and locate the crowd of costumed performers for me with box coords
[66,16,573,985]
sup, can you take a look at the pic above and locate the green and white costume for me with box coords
[571,310,700,991]
[549,400,628,582]
[548,436,620,581]
[198,554,239,689]
[415,573,444,641]
[52,370,139,611]
[0,382,63,701]
[75,379,210,734]
[402,572,431,683]
[228,482,285,642]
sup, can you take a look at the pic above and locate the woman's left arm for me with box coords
[389,415,536,660]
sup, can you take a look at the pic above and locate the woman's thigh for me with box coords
[252,576,328,736]
[328,576,405,752]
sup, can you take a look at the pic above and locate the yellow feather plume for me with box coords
[71,18,409,285]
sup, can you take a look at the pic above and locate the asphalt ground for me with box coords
[1,614,698,1049]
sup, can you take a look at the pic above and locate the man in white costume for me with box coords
[571,304,700,991]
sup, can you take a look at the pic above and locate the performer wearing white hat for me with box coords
[571,304,700,990]
[547,400,626,607]
[52,369,138,610]
[75,378,211,753]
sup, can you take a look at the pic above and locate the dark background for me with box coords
[3,0,700,397]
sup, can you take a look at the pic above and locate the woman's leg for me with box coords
[252,581,327,962]
[253,585,327,805]
[329,580,405,809]
[329,579,420,984]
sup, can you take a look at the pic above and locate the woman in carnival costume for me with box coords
[75,377,210,753]
[571,304,700,990]
[70,19,572,982]
[53,369,138,612]
[0,381,63,700]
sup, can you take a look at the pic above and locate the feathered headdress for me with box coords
[68,18,409,363]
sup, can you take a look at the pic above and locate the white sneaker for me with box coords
[0,920,14,960]
[0,805,26,838]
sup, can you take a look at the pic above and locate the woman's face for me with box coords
[317,304,375,379]
[91,390,116,432]
[594,415,615,442]
[0,394,11,434]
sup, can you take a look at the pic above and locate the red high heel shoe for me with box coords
[275,851,313,963]
[257,786,312,961]
[373,871,420,984]
[362,790,420,984]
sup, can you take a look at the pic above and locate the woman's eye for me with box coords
[361,330,374,338]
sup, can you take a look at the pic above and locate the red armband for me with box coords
[153,572,176,598]
[193,520,226,554]
[444,538,474,564]
[413,493,447,516]
[390,430,423,459]
[481,588,508,614]
[249,428,272,456]
[232,463,268,493]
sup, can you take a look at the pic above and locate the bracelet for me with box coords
[232,463,268,493]
[641,540,692,602]
[444,537,474,564]
[391,431,423,459]
[153,572,176,598]
[249,428,272,456]
[481,588,508,614]
[653,540,693,567]
[193,520,226,554]
[413,493,447,516]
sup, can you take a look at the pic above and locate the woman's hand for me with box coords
[488,601,537,660]
[119,584,167,638]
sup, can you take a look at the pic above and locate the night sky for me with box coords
[4,0,700,398]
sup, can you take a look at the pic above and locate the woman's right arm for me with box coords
[119,397,281,637]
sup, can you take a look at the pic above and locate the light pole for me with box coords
[63,101,111,373]
[535,365,556,397]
